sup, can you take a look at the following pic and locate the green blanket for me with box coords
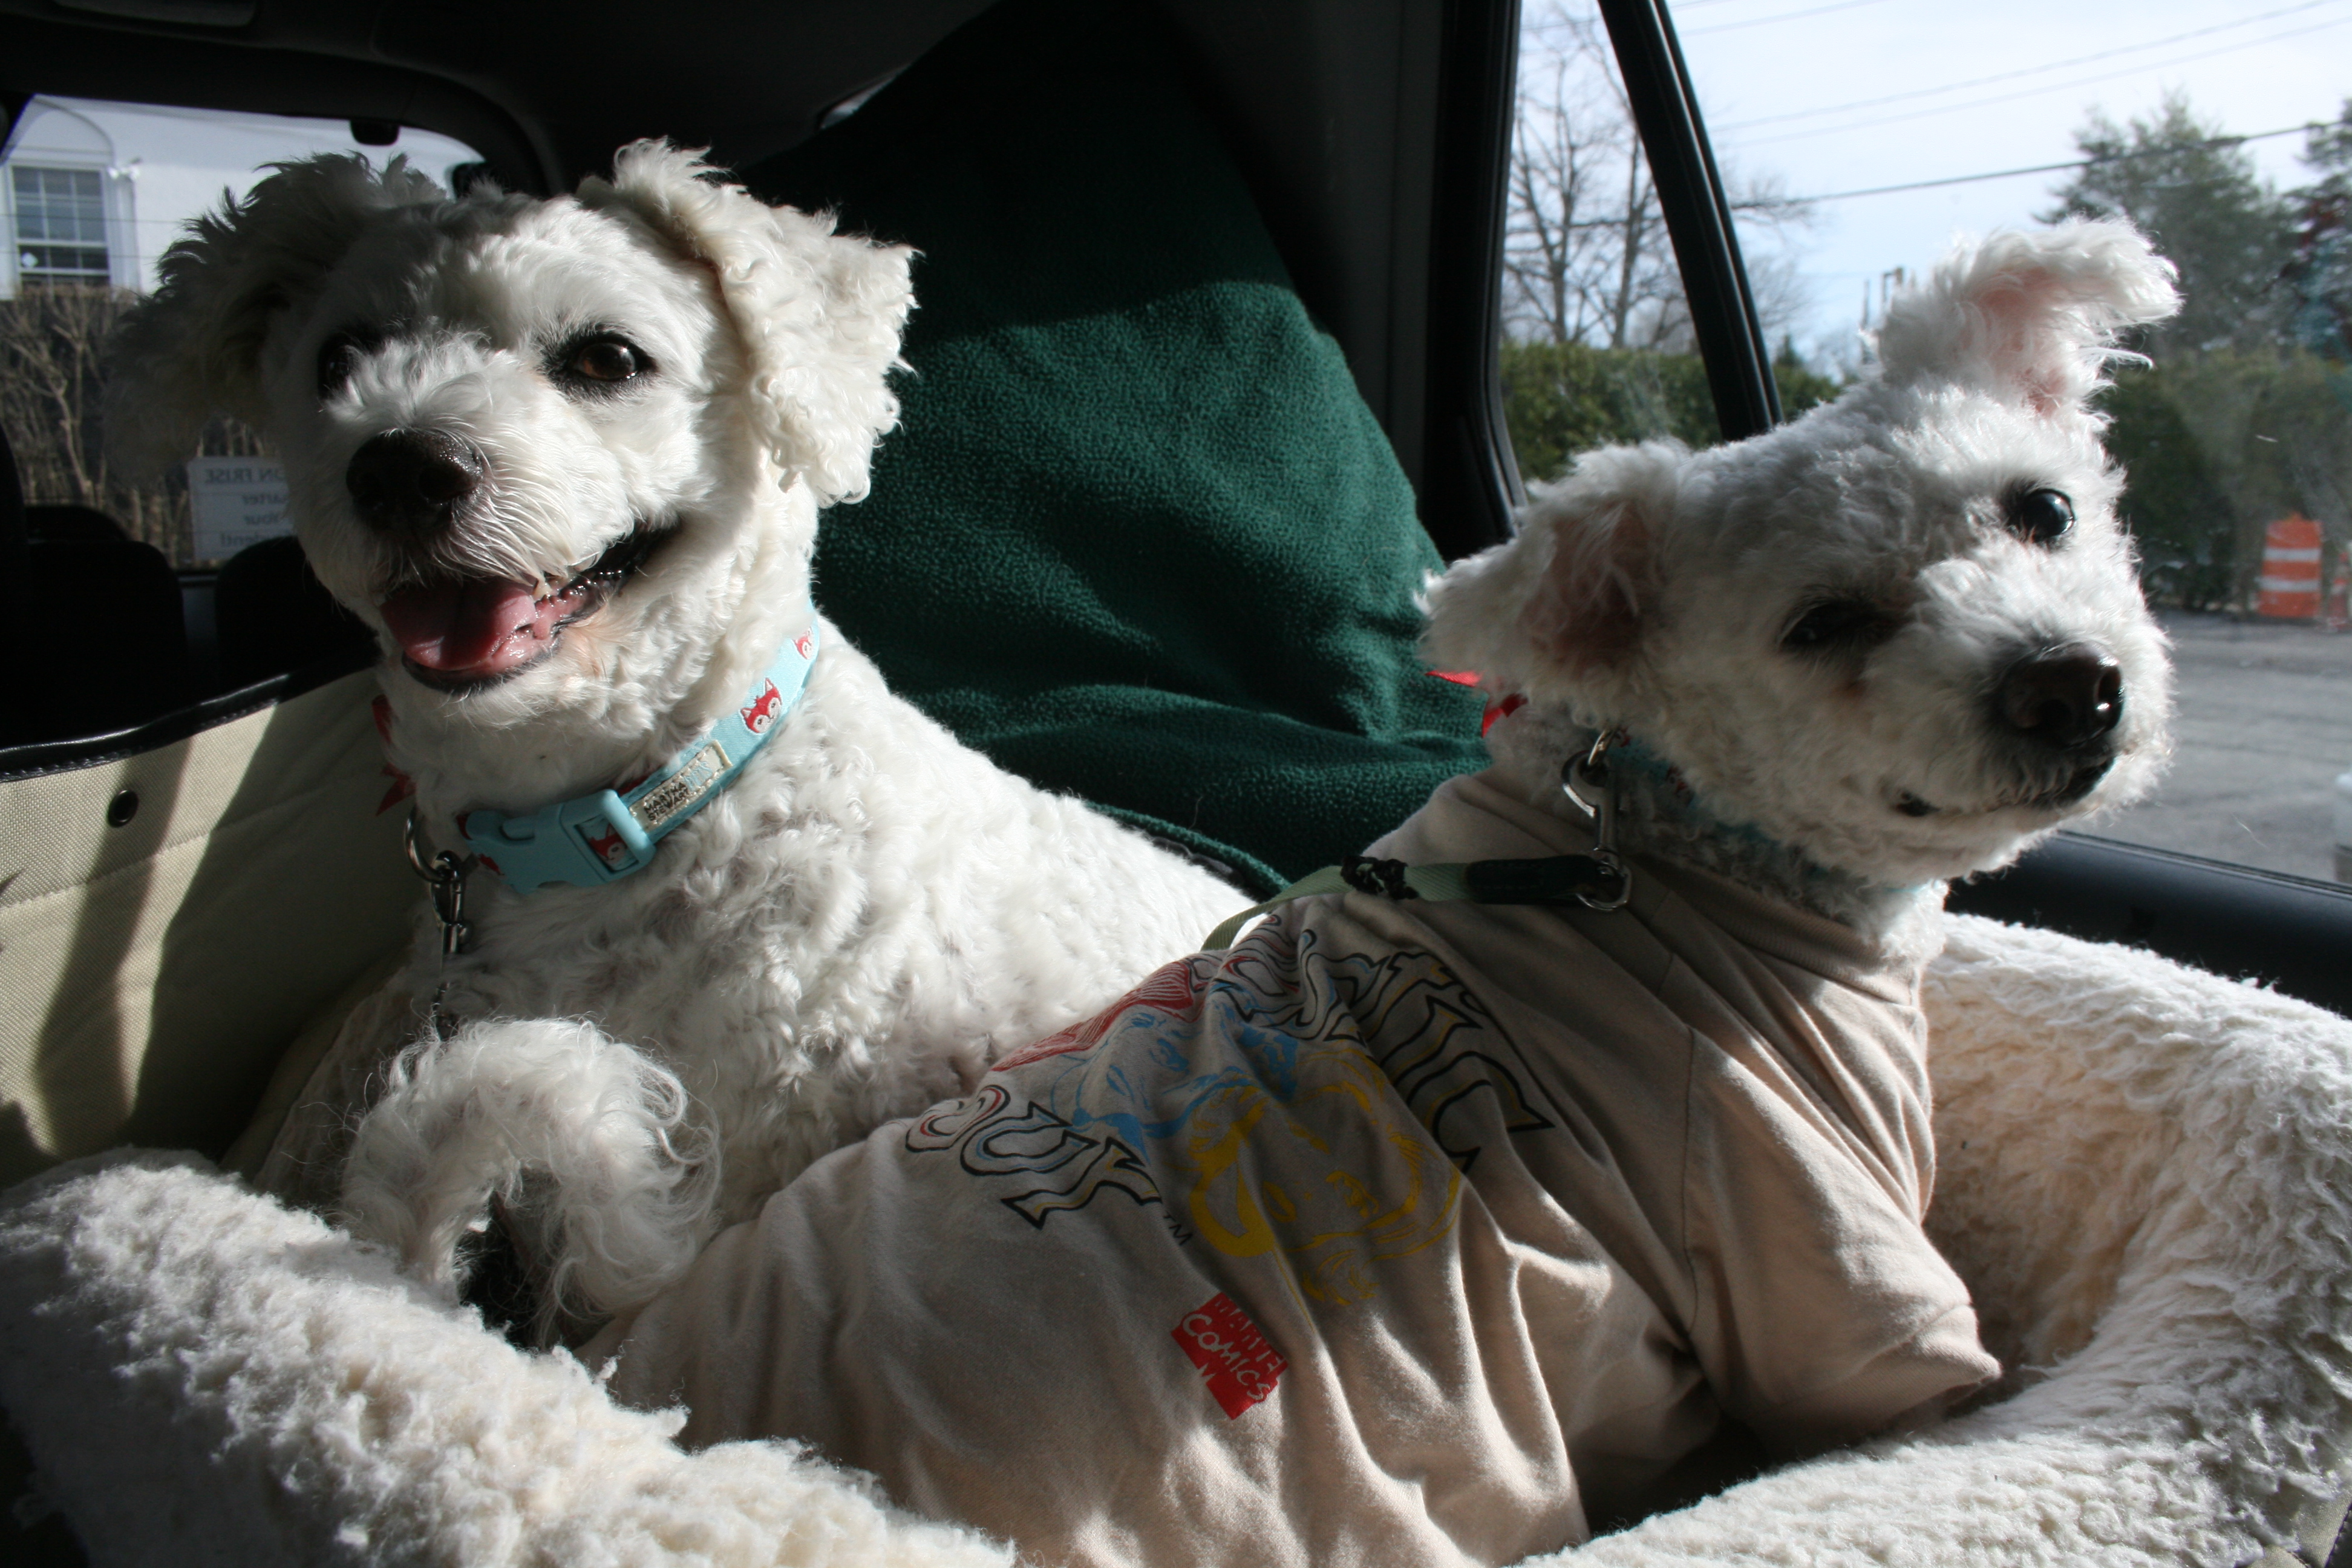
[750,0,1486,893]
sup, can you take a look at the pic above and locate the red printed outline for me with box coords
[740,679,785,734]
[991,959,1204,1073]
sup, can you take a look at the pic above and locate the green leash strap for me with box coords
[1203,851,1630,949]
[1204,742,1637,949]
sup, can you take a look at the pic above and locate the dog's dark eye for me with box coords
[2007,487,2075,546]
[316,328,382,399]
[1782,598,1900,656]
[552,333,650,390]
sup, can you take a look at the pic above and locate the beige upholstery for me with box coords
[0,673,415,1187]
[3,915,2350,1567]
[4,676,2350,1564]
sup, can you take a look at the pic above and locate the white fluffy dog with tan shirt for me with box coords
[558,221,2180,1568]
[106,142,1239,1330]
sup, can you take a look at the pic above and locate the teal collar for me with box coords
[457,613,820,894]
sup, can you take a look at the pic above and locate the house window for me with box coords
[11,165,111,284]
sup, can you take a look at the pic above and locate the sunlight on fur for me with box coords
[105,141,1242,1332]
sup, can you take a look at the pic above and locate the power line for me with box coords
[1711,0,2348,132]
[1727,14,2352,147]
[1753,121,2324,207]
[1682,0,1895,36]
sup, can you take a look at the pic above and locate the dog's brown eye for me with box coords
[1782,598,1899,656]
[317,328,381,399]
[2008,487,2075,546]
[554,334,649,388]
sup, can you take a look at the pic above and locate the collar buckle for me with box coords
[447,608,819,897]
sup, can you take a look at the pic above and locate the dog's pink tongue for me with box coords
[379,578,569,676]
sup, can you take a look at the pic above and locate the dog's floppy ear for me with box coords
[1872,220,2180,419]
[583,140,914,507]
[1422,442,1678,701]
[106,154,442,475]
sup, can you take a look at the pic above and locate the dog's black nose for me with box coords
[346,429,485,538]
[1995,645,2123,748]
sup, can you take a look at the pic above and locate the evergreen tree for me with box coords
[2287,102,2352,389]
[2043,93,2294,355]
[2042,94,2352,609]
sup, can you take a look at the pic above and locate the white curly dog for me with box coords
[1434,220,2178,953]
[108,142,1239,1330]
[549,221,2183,1568]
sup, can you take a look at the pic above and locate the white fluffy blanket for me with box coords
[5,915,2349,1567]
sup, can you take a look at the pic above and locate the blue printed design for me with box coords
[909,924,1560,1308]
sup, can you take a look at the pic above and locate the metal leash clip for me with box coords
[405,809,479,1038]
[405,809,476,957]
[1560,730,1634,913]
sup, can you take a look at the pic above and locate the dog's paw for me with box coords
[340,1017,717,1334]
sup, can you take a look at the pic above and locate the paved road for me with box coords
[2087,611,2352,884]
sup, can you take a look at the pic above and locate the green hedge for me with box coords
[1500,338,1840,486]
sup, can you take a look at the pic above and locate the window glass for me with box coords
[1510,2,2352,886]
[0,97,482,567]
[13,165,110,283]
[1503,7,1839,478]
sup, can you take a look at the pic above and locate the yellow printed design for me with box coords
[984,924,1557,1310]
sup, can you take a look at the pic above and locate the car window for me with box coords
[1,97,482,568]
[1506,1,2352,887]
[1501,4,1838,479]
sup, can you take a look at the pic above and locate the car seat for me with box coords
[0,428,191,747]
[211,534,374,694]
[1,2,2348,1565]
[20,503,129,545]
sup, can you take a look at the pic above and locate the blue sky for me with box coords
[1665,0,2352,360]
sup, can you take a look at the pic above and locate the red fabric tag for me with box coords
[371,698,417,813]
[1171,1292,1287,1419]
[1425,670,1529,736]
[376,765,417,815]
[1480,693,1527,736]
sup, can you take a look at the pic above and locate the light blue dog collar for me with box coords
[457,615,820,894]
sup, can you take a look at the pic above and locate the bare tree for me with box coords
[1504,3,1814,351]
[0,283,261,563]
[1503,5,1680,348]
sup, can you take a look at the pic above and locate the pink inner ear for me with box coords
[1535,577,1641,673]
[1973,267,2078,416]
[1525,506,1647,673]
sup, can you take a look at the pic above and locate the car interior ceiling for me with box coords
[0,0,1512,537]
[0,0,1523,711]
[0,0,1529,745]
[1,0,2347,1016]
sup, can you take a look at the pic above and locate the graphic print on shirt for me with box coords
[910,923,1559,1308]
[903,1081,1166,1227]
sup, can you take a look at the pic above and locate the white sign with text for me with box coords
[186,457,292,561]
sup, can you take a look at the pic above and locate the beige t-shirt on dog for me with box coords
[589,769,1998,1567]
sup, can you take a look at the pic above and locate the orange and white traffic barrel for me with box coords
[2256,514,2322,619]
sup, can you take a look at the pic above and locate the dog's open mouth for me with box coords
[378,524,665,690]
[1896,756,2117,818]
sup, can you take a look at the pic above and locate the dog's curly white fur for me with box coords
[500,223,2194,1564]
[1424,221,2180,949]
[338,1020,718,1313]
[109,142,1240,1329]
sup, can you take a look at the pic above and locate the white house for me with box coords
[1,95,479,299]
